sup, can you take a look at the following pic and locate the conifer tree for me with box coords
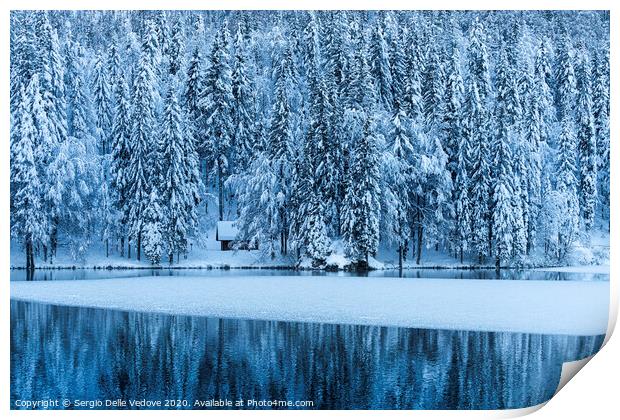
[110,73,132,256]
[342,117,381,266]
[127,25,158,261]
[200,25,234,221]
[575,50,597,232]
[465,19,493,262]
[11,84,48,271]
[92,53,112,153]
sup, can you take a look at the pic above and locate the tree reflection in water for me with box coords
[10,300,603,410]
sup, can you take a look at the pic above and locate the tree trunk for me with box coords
[137,232,141,261]
[25,238,34,271]
[204,159,209,215]
[120,237,125,257]
[488,221,493,261]
[105,239,109,258]
[26,239,34,281]
[51,216,58,257]
[495,256,501,271]
[169,252,173,265]
[217,161,224,221]
[416,225,423,265]
[128,243,131,259]
[460,247,464,264]
[398,244,403,274]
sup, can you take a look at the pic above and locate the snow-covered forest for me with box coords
[10,10,609,270]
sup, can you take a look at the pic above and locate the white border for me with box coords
[1,1,617,419]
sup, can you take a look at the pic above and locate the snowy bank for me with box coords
[11,276,608,335]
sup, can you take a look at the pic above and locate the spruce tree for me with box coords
[110,73,132,255]
[11,84,48,271]
[575,50,597,232]
[160,84,198,263]
[465,19,493,262]
[342,117,381,266]
[127,27,158,261]
[232,23,256,172]
[200,26,234,221]
[92,53,112,153]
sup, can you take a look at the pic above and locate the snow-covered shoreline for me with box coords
[11,275,609,336]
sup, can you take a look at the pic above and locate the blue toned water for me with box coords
[10,300,603,410]
[9,267,609,282]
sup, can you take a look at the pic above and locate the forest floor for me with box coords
[9,227,610,271]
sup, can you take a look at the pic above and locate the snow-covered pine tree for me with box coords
[127,25,158,261]
[92,52,112,154]
[444,46,465,184]
[37,13,68,148]
[383,108,413,269]
[409,131,453,265]
[184,47,204,204]
[185,46,203,120]
[555,32,577,122]
[370,19,393,112]
[465,19,493,263]
[592,48,610,224]
[453,134,471,263]
[166,17,185,77]
[389,25,408,112]
[555,115,580,258]
[11,84,48,271]
[491,48,519,268]
[494,44,527,261]
[232,23,256,172]
[36,14,68,260]
[110,72,132,256]
[519,39,550,254]
[302,12,321,106]
[403,29,424,123]
[422,44,446,140]
[342,117,381,267]
[267,46,295,255]
[575,49,597,233]
[160,83,198,264]
[10,13,37,109]
[308,75,339,235]
[69,68,94,139]
[301,186,331,266]
[200,25,234,221]
[230,151,279,258]
[143,188,164,265]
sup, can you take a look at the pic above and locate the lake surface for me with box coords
[9,267,609,282]
[11,300,604,410]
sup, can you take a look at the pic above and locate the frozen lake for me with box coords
[10,300,604,410]
[10,268,609,409]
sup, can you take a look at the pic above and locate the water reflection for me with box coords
[11,300,603,410]
[9,267,609,282]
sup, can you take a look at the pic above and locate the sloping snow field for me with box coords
[11,276,608,335]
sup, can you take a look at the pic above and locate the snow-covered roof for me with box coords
[216,221,239,241]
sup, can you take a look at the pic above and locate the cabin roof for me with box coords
[216,221,239,241]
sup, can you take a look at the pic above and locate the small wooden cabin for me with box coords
[216,221,257,251]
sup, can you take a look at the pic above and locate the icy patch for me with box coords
[11,276,608,335]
